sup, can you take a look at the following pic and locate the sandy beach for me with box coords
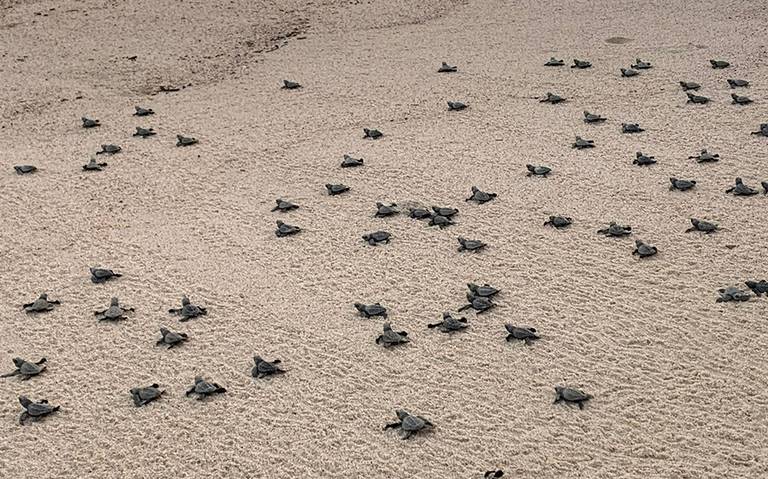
[1,0,767,477]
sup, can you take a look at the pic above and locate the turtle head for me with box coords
[176,135,184,140]
[670,177,677,184]
[19,396,32,408]
[735,177,743,184]
[150,383,160,389]
[635,240,643,247]
[525,164,535,172]
[361,234,370,241]
[467,283,478,292]
[745,281,756,288]
[353,303,364,311]
[376,202,383,207]
[181,296,190,306]
[395,409,409,420]
[194,376,204,384]
[253,355,264,364]
[39,293,48,299]
[12,357,25,367]
[442,312,451,319]
[110,297,119,306]
[457,237,466,244]
[382,322,392,331]
[276,220,285,227]
[159,327,170,336]
[690,218,699,226]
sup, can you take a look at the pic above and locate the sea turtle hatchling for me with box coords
[731,93,753,105]
[82,117,100,128]
[432,206,458,218]
[176,135,198,146]
[363,128,383,139]
[572,136,594,149]
[540,92,566,104]
[716,286,751,303]
[485,471,505,479]
[275,220,301,237]
[544,57,564,66]
[745,280,768,296]
[18,396,60,425]
[363,231,391,245]
[689,149,719,163]
[633,152,656,166]
[631,58,652,69]
[341,154,364,168]
[14,165,37,175]
[23,293,60,313]
[686,92,710,104]
[96,144,121,155]
[409,208,432,220]
[457,237,486,252]
[554,387,592,409]
[438,62,457,73]
[374,202,398,217]
[130,384,164,406]
[621,123,644,133]
[727,79,749,88]
[271,199,299,212]
[428,214,454,229]
[354,302,388,319]
[156,327,189,348]
[685,218,718,233]
[710,59,730,69]
[763,181,768,194]
[571,59,591,69]
[282,80,302,89]
[427,312,468,333]
[168,296,208,320]
[633,240,658,258]
[679,81,701,91]
[90,267,122,283]
[384,409,433,439]
[0,358,47,380]
[505,324,539,344]
[544,215,572,228]
[447,101,468,111]
[94,297,134,321]
[375,322,410,347]
[597,222,632,237]
[134,106,155,116]
[466,186,497,204]
[326,183,350,195]
[583,111,606,123]
[725,178,758,196]
[133,127,156,138]
[467,283,500,298]
[526,164,551,177]
[458,292,495,314]
[669,177,696,191]
[82,158,107,171]
[751,124,768,137]
[185,376,227,400]
[252,356,285,378]
[620,68,638,77]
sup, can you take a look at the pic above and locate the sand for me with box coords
[1,0,767,477]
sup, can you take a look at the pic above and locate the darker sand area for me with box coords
[1,0,767,477]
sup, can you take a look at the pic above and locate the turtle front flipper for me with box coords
[0,370,20,378]
[427,322,442,329]
[383,421,401,430]
[185,387,196,396]
[168,308,180,314]
[19,411,29,425]
[457,303,471,312]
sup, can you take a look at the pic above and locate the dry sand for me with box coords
[2,0,768,477]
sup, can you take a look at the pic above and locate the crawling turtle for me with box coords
[679,81,701,91]
[90,267,122,283]
[275,220,301,237]
[271,199,299,212]
[428,214,454,229]
[467,283,500,298]
[727,79,749,88]
[597,222,632,237]
[540,92,566,104]
[571,59,591,69]
[458,292,495,314]
[689,149,719,163]
[94,297,134,321]
[23,293,60,313]
[427,312,468,333]
[526,164,551,177]
[731,93,753,105]
[466,186,497,204]
[716,286,751,303]
[763,181,768,194]
[432,206,459,217]
[484,471,505,479]
[620,68,638,77]
[282,80,302,89]
[745,280,768,296]
[505,324,539,344]
[156,327,188,348]
[326,183,350,195]
[375,322,409,347]
[633,240,658,258]
[82,117,100,128]
[725,178,758,196]
[583,111,606,123]
[168,295,208,320]
[554,387,592,409]
[710,59,730,69]
[133,127,156,138]
[458,237,486,252]
[633,152,656,166]
[686,218,718,233]
[363,128,383,139]
[0,357,47,380]
[130,384,164,406]
[438,62,457,73]
[686,92,709,104]
[14,165,37,175]
[354,302,388,318]
[384,409,433,439]
[572,136,594,149]
[82,158,107,171]
[134,106,155,116]
[341,154,364,168]
[751,124,768,137]
[96,144,121,155]
[176,135,198,146]
[544,57,564,66]
[544,215,572,228]
[363,231,391,245]
[409,207,432,220]
[447,101,468,111]
[631,59,652,69]
[621,123,644,133]
[185,376,227,400]
[374,202,398,217]
[18,396,60,425]
[252,356,285,378]
[669,177,696,191]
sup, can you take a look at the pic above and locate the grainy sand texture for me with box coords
[2,0,768,477]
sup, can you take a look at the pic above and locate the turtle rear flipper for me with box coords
[19,411,30,425]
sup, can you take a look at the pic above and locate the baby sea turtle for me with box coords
[751,124,768,137]
[82,158,107,171]
[18,396,60,425]
[745,280,768,296]
[134,106,154,116]
[631,58,652,69]
[447,101,468,111]
[271,199,299,212]
[725,178,758,196]
[376,322,409,347]
[14,165,37,175]
[679,81,701,91]
[438,62,457,73]
[544,57,564,66]
[1,358,47,380]
[553,387,592,409]
[82,117,100,128]
[23,293,60,313]
[621,123,644,133]
[427,312,468,333]
[252,356,285,378]
[485,471,505,478]
[275,220,301,237]
[689,149,719,163]
[686,92,709,104]
[526,164,551,177]
[727,79,749,88]
[620,68,638,77]
[432,206,459,217]
[354,302,388,319]
[467,283,500,298]
[133,127,156,138]
[633,151,656,166]
[505,324,539,344]
[544,215,572,228]
[583,111,606,123]
[458,293,495,314]
[96,144,121,155]
[428,214,454,229]
[540,92,566,104]
[763,181,768,194]
[282,80,302,89]
[185,376,227,400]
[633,240,658,258]
[597,222,632,237]
[686,218,718,233]
[363,231,391,245]
[176,135,198,146]
[94,297,134,321]
[466,186,497,204]
[458,237,486,252]
[572,136,594,149]
[363,128,383,139]
[571,59,591,69]
[731,93,752,105]
[90,267,122,283]
[716,286,751,303]
[409,208,432,220]
[384,409,433,439]
[168,296,207,320]
[326,183,350,195]
[669,177,696,191]
[130,384,164,407]
[341,154,364,168]
[156,327,189,348]
[710,59,730,69]
[374,202,398,217]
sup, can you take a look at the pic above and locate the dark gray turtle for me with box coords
[686,92,709,104]
[447,101,467,111]
[689,149,719,163]
[275,220,301,237]
[363,231,391,245]
[432,206,458,217]
[751,124,768,137]
[620,68,638,77]
[133,127,156,138]
[727,79,749,88]
[428,214,454,229]
[96,144,121,155]
[467,283,500,298]
[354,302,388,318]
[185,376,227,400]
[1,357,47,380]
[374,202,398,217]
[485,470,505,478]
[458,237,486,252]
[18,396,60,425]
[134,106,155,116]
[633,239,658,258]
[271,199,298,212]
[554,387,592,409]
[544,57,564,66]
[384,409,433,439]
[597,222,632,237]
[505,324,539,344]
[631,59,652,69]
[572,136,594,149]
[466,186,496,204]
[176,135,198,146]
[23,293,60,313]
[14,165,37,174]
[82,117,100,128]
[745,280,768,296]
[326,183,350,195]
[685,218,718,233]
[168,295,207,321]
[763,181,768,194]
[252,355,285,378]
[341,154,364,168]
[375,322,409,347]
[633,151,656,166]
[526,164,551,177]
[571,59,591,69]
[583,111,606,123]
[282,80,302,89]
[363,128,383,139]
[458,292,495,314]
[725,178,758,196]
[427,312,468,333]
[710,59,729,69]
[94,297,134,321]
[621,123,644,133]
[438,62,457,73]
[156,327,188,348]
[717,286,751,303]
[130,384,164,407]
[540,92,566,104]
[90,267,122,283]
[82,158,107,171]
[679,81,701,91]
[409,207,432,220]
[731,93,752,105]
[544,215,572,228]
[669,177,696,191]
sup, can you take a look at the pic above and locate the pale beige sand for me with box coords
[2,0,768,477]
